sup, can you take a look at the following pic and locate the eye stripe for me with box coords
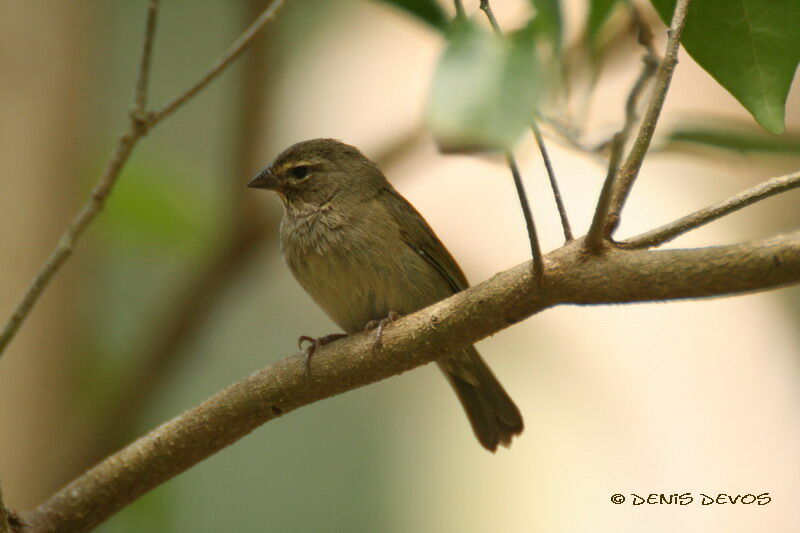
[273,160,314,175]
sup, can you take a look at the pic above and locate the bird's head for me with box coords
[248,138,384,208]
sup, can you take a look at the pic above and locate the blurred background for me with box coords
[1,0,799,531]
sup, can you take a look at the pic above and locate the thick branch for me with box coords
[22,232,800,532]
[606,0,691,234]
[622,170,800,249]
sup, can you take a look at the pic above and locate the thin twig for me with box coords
[0,0,286,359]
[134,0,160,114]
[149,0,285,127]
[531,120,572,241]
[506,152,544,279]
[0,136,141,357]
[478,0,545,274]
[479,0,501,33]
[0,0,163,356]
[536,2,657,163]
[585,133,625,253]
[621,170,800,249]
[22,231,800,532]
[605,0,692,235]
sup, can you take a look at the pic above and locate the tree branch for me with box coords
[606,0,692,235]
[21,231,800,532]
[621,170,800,249]
[0,0,286,359]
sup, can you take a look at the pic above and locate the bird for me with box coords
[248,138,523,451]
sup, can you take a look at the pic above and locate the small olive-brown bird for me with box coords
[248,138,523,451]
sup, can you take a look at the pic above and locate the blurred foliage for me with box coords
[74,159,219,416]
[99,162,216,252]
[650,0,800,134]
[372,0,449,31]
[586,0,620,51]
[661,118,800,155]
[529,0,562,50]
[415,0,800,151]
[427,19,541,152]
[98,487,174,533]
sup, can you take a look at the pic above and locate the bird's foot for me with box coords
[298,333,347,379]
[363,311,400,352]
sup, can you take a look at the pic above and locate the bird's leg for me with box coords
[363,310,400,351]
[298,333,347,378]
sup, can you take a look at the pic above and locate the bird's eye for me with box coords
[291,165,310,180]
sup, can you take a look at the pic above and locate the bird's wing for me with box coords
[379,185,469,294]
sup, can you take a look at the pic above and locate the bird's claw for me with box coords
[298,333,347,379]
[364,311,400,352]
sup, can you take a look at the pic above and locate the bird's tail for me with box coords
[437,347,524,452]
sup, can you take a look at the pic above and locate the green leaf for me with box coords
[426,20,541,152]
[372,0,449,31]
[587,0,619,49]
[530,0,562,49]
[650,0,800,134]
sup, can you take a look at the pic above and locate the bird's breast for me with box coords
[280,208,451,333]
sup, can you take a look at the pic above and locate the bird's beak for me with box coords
[248,168,280,191]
